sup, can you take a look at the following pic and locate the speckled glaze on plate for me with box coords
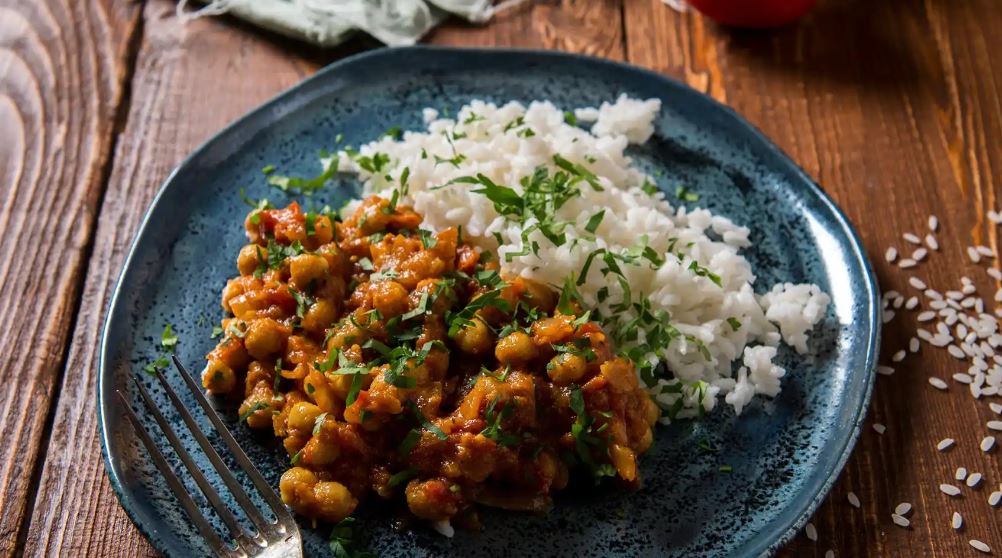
[98,46,879,558]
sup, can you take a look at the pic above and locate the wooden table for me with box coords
[3,0,1002,555]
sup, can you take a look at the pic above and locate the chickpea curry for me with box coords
[202,195,658,528]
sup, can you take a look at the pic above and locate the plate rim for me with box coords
[97,44,880,558]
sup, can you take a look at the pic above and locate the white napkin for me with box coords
[176,0,504,47]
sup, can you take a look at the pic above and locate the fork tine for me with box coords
[132,376,264,549]
[171,355,292,522]
[117,390,235,557]
[150,368,276,538]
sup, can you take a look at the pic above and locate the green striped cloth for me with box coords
[176,0,502,47]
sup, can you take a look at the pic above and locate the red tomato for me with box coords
[685,0,816,28]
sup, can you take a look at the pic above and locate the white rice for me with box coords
[990,491,1002,507]
[894,502,912,516]
[952,512,962,529]
[805,522,818,541]
[936,438,955,451]
[967,472,982,487]
[891,514,909,528]
[340,97,829,417]
[872,423,886,434]
[885,247,898,263]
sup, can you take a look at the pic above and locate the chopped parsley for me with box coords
[563,110,578,125]
[584,210,605,234]
[481,396,520,447]
[210,325,223,339]
[726,317,742,331]
[329,517,374,558]
[387,468,417,488]
[267,156,339,195]
[239,401,269,423]
[675,185,699,202]
[407,400,447,440]
[143,355,170,376]
[161,324,178,352]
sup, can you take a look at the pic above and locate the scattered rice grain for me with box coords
[847,491,861,508]
[894,502,912,516]
[891,514,910,528]
[940,483,961,496]
[967,473,983,487]
[969,539,991,553]
[952,511,963,529]
[937,438,956,451]
[929,377,948,390]
[885,247,898,263]
[981,436,996,452]
[903,233,922,245]
[872,423,886,434]
[899,259,917,269]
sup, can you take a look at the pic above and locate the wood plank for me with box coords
[0,0,141,553]
[18,2,320,555]
[623,1,1002,556]
[21,1,625,555]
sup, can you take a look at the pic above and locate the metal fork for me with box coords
[118,355,303,558]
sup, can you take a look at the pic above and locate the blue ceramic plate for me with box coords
[99,46,879,558]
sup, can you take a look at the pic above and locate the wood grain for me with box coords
[18,2,318,555]
[0,0,140,553]
[15,0,1002,555]
[623,0,1002,556]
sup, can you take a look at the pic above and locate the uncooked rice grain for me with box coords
[981,436,996,452]
[990,491,1002,507]
[910,337,920,352]
[892,349,906,362]
[937,438,956,451]
[968,247,982,263]
[956,467,968,481]
[967,473,983,487]
[988,420,1002,431]
[940,483,961,496]
[903,233,922,245]
[991,402,1002,414]
[805,522,817,541]
[885,247,898,263]
[929,377,949,390]
[909,277,927,290]
[891,514,910,528]
[899,259,918,269]
[894,502,912,516]
[912,248,928,261]
[976,245,994,258]
[905,296,919,310]
[926,234,939,251]
[918,311,936,322]
[847,492,861,508]
[952,512,963,529]
[928,215,939,231]
[872,423,886,434]
[877,365,895,376]
[969,540,991,553]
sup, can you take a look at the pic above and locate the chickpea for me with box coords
[236,244,267,276]
[495,331,537,365]
[314,243,348,279]
[451,317,493,355]
[312,481,358,523]
[405,479,459,521]
[239,395,273,430]
[286,401,323,432]
[302,299,338,335]
[302,435,339,466]
[289,253,329,291]
[546,352,587,384]
[599,358,638,393]
[279,466,318,509]
[371,280,410,318]
[202,360,235,394]
[520,278,557,313]
[609,444,637,482]
[244,318,287,361]
[310,215,334,245]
